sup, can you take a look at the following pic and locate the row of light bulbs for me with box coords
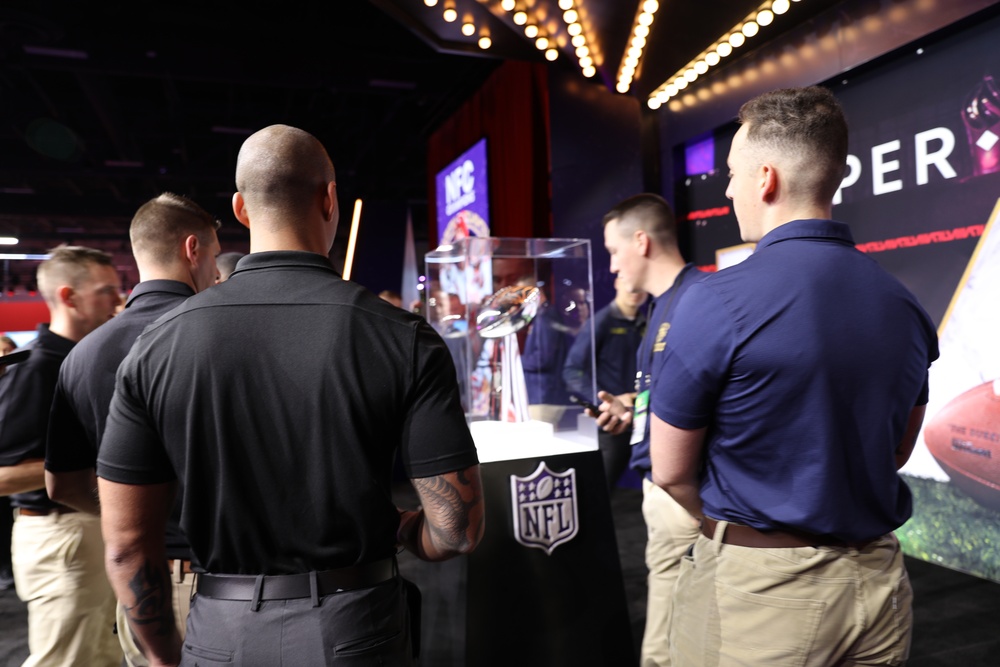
[647,0,799,109]
[424,0,492,49]
[423,0,597,75]
[616,0,659,94]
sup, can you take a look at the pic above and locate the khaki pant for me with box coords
[12,509,122,667]
[640,478,701,667]
[118,559,196,666]
[670,522,912,666]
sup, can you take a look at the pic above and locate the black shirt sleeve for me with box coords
[398,321,479,479]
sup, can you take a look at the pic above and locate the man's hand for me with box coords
[589,391,634,435]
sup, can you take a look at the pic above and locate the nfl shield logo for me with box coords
[510,461,579,555]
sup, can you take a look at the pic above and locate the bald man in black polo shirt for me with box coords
[45,192,221,666]
[98,125,484,666]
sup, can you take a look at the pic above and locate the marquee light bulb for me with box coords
[513,11,527,25]
[501,0,515,11]
[535,36,549,50]
[616,81,630,93]
[545,48,558,61]
[773,0,791,14]
[567,22,582,36]
[757,9,774,26]
[443,7,457,22]
[648,97,662,109]
[576,45,589,58]
[694,60,708,74]
[717,41,733,57]
[643,0,659,13]
[729,31,745,47]
[479,36,492,49]
[558,0,574,9]
[424,0,438,6]
[563,9,578,24]
[742,21,759,37]
[582,65,596,77]
[706,51,720,66]
[634,24,649,38]
[525,24,539,38]
[462,21,475,36]
[632,35,646,49]
[684,68,697,82]
[638,12,654,27]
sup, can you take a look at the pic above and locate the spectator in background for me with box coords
[216,251,246,282]
[379,289,404,308]
[564,277,647,490]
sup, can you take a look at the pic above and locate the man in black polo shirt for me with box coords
[45,192,221,666]
[98,124,484,666]
[0,245,122,666]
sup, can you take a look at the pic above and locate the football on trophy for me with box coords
[924,379,1000,512]
[476,285,541,338]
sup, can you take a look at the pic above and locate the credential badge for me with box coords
[510,461,579,555]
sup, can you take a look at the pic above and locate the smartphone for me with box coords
[569,394,600,413]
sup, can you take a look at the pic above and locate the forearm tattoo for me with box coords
[413,470,481,552]
[125,558,174,637]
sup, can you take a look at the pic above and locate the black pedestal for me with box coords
[400,449,636,666]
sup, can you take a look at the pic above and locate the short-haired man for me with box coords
[651,86,938,665]
[0,245,122,665]
[45,192,220,666]
[563,276,647,490]
[97,125,484,666]
[216,251,245,282]
[595,193,704,667]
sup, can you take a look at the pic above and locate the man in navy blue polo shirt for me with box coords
[45,192,221,666]
[592,193,704,667]
[563,277,647,490]
[650,86,939,665]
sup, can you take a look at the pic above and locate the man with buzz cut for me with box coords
[98,124,484,666]
[593,192,704,667]
[651,86,938,665]
[0,245,122,666]
[45,192,221,666]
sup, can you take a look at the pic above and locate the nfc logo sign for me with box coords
[445,159,475,208]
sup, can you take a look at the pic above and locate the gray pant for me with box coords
[181,576,414,666]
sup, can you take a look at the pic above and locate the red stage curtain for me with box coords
[427,60,551,245]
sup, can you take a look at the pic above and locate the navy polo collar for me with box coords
[756,219,855,252]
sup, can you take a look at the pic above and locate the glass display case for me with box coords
[425,237,598,462]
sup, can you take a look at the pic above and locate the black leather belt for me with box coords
[196,557,396,602]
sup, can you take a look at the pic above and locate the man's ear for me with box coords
[760,163,778,203]
[634,229,650,257]
[232,192,251,229]
[55,285,75,309]
[323,181,338,224]
[183,234,199,265]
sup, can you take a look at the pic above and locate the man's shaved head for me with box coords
[235,125,336,219]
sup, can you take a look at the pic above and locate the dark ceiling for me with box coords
[0,0,844,280]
